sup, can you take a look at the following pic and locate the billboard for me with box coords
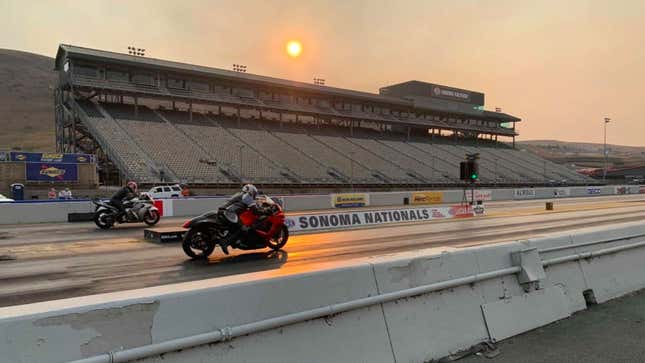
[465,189,493,202]
[10,152,94,163]
[25,163,79,182]
[514,188,536,199]
[411,191,444,205]
[331,193,370,208]
[285,205,476,232]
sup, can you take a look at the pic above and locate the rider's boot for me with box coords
[219,230,239,255]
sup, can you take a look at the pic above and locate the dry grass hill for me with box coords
[0,49,56,151]
[518,140,645,169]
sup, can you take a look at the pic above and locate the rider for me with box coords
[110,181,138,219]
[219,184,267,254]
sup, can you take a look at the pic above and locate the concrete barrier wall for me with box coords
[3,222,645,363]
[0,201,95,224]
[0,185,642,224]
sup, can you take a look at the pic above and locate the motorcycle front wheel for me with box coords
[94,211,114,230]
[143,210,160,226]
[182,228,216,259]
[266,225,289,251]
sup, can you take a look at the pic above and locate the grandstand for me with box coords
[53,44,592,188]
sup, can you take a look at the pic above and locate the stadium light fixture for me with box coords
[127,46,146,57]
[313,77,325,86]
[233,64,247,73]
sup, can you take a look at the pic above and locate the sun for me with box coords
[286,40,302,58]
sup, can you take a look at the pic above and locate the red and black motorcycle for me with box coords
[181,195,289,259]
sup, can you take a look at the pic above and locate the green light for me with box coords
[470,173,478,180]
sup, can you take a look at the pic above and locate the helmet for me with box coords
[242,183,258,198]
[127,181,138,192]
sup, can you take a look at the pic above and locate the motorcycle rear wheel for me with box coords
[266,225,289,251]
[182,228,216,259]
[94,211,114,230]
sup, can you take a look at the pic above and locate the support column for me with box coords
[237,107,241,127]
[407,126,411,141]
[134,96,139,118]
[189,101,193,122]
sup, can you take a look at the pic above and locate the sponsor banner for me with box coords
[514,188,536,199]
[411,191,443,205]
[285,205,476,232]
[615,186,630,195]
[0,151,8,162]
[25,163,79,182]
[553,188,570,197]
[465,189,492,202]
[639,186,645,194]
[10,152,94,163]
[587,187,602,195]
[331,193,369,208]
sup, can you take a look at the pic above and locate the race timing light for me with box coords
[460,153,479,182]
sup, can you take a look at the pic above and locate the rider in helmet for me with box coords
[110,181,138,219]
[220,183,259,215]
[218,184,265,254]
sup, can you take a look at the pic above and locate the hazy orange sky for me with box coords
[1,0,643,145]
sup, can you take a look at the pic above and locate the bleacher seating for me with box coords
[73,101,593,186]
[75,100,159,183]
[101,103,226,183]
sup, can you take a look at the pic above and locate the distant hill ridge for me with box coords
[0,49,56,151]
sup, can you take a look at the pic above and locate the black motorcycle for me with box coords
[181,196,288,259]
[92,195,160,229]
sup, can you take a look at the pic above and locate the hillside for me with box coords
[0,49,56,151]
[517,140,645,169]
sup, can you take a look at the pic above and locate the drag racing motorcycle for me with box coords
[181,195,288,259]
[92,194,161,229]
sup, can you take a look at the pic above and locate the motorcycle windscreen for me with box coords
[224,210,239,224]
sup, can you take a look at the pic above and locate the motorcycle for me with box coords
[92,194,161,229]
[181,195,289,259]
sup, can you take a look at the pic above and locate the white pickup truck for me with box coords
[144,184,183,199]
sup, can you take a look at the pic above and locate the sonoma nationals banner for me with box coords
[285,204,477,232]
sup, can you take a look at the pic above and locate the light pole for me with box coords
[239,145,245,183]
[349,152,355,191]
[603,117,611,182]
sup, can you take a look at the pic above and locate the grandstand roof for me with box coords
[55,44,410,106]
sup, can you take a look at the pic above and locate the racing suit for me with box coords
[219,192,265,253]
[110,186,136,219]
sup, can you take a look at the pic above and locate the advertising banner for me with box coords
[331,193,369,208]
[0,151,8,162]
[615,186,630,195]
[553,188,571,197]
[514,188,537,199]
[465,189,492,202]
[11,152,94,163]
[25,163,79,182]
[587,187,602,195]
[411,191,443,205]
[639,186,645,194]
[285,204,476,232]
